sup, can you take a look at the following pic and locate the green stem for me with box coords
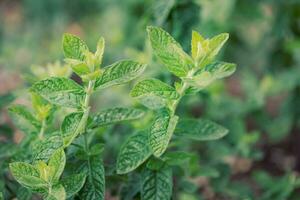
[64,80,95,147]
[38,119,46,140]
[169,69,196,115]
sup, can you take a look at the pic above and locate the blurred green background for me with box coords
[1,0,300,199]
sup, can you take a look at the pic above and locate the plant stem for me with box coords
[170,69,196,115]
[38,119,46,140]
[64,80,95,147]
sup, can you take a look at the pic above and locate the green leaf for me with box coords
[149,112,178,157]
[147,26,194,77]
[61,173,86,198]
[207,33,229,60]
[130,79,180,108]
[183,72,214,89]
[191,30,206,60]
[90,107,144,128]
[32,134,63,162]
[95,37,105,66]
[63,33,88,61]
[61,112,84,146]
[9,162,47,189]
[45,184,66,200]
[95,60,146,90]
[141,167,173,200]
[9,105,40,131]
[174,118,228,140]
[131,78,179,100]
[17,187,32,200]
[80,156,105,200]
[200,61,236,79]
[117,131,152,174]
[0,93,15,109]
[162,151,193,166]
[31,77,85,108]
[48,148,66,183]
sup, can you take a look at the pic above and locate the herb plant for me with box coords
[115,26,236,199]
[6,26,236,199]
[8,34,146,199]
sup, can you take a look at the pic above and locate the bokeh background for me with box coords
[1,0,300,199]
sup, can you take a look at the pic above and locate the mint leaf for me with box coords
[208,33,229,60]
[61,112,84,146]
[149,111,178,157]
[131,78,179,100]
[91,107,144,128]
[9,162,47,189]
[31,77,85,108]
[9,105,41,132]
[147,26,194,77]
[117,131,152,174]
[32,134,63,162]
[175,118,228,140]
[141,167,173,200]
[199,61,236,79]
[191,30,205,60]
[162,151,193,166]
[95,60,146,90]
[48,148,66,183]
[61,173,86,198]
[80,156,105,200]
[63,33,88,61]
[45,184,66,200]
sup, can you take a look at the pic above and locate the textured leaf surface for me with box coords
[199,61,236,79]
[45,184,66,200]
[191,30,205,60]
[95,60,146,89]
[135,95,167,110]
[131,78,179,100]
[162,151,193,166]
[9,105,40,131]
[33,135,63,162]
[91,107,144,128]
[61,173,86,198]
[63,33,88,61]
[149,112,178,157]
[48,148,66,183]
[61,112,83,146]
[117,131,152,174]
[175,118,228,140]
[147,26,194,77]
[9,162,47,189]
[31,77,85,108]
[208,33,229,59]
[80,156,105,200]
[141,167,173,200]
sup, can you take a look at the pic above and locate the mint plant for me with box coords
[116,26,236,199]
[8,34,146,199]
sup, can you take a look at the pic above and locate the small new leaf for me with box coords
[117,131,152,174]
[95,60,146,90]
[31,77,85,108]
[175,118,228,140]
[63,33,88,61]
[147,26,194,77]
[91,107,144,128]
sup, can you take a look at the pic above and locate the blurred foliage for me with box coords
[1,0,300,199]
